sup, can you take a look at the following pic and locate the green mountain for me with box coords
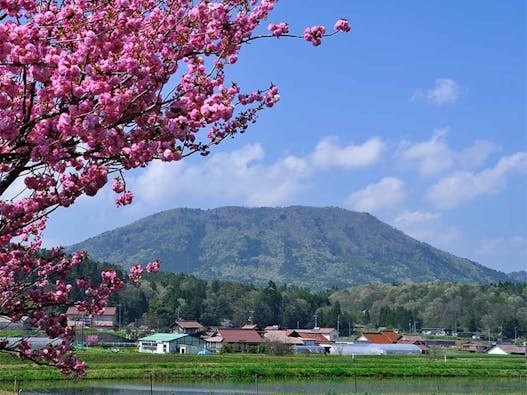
[67,206,508,288]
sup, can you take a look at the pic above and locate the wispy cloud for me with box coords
[391,210,461,251]
[398,130,500,177]
[344,177,406,212]
[398,128,454,176]
[412,78,460,105]
[393,210,441,228]
[311,136,385,169]
[428,152,527,208]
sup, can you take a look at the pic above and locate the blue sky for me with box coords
[45,1,526,273]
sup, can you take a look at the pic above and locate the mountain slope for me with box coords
[67,206,508,288]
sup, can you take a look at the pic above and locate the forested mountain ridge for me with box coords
[68,206,509,289]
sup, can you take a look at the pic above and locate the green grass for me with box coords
[0,349,525,384]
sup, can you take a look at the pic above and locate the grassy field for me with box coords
[0,349,525,383]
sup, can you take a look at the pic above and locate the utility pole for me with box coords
[313,314,318,329]
[336,314,340,335]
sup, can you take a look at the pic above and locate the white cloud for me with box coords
[133,143,309,207]
[398,130,500,177]
[412,78,460,105]
[393,210,441,228]
[132,136,384,209]
[459,140,500,169]
[428,152,527,208]
[399,128,454,176]
[344,177,406,212]
[311,136,385,169]
[391,210,459,248]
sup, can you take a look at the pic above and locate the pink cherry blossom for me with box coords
[268,22,289,37]
[146,260,161,273]
[0,0,349,375]
[334,18,351,32]
[304,25,326,46]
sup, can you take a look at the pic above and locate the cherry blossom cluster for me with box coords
[268,22,289,37]
[0,0,350,375]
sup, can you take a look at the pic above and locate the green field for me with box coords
[0,349,525,383]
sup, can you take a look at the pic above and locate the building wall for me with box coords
[139,340,177,354]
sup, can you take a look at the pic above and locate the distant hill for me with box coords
[67,206,509,289]
[508,271,527,283]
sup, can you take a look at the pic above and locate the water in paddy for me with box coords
[22,377,526,394]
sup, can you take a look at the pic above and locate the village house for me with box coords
[295,327,338,342]
[138,333,208,354]
[356,330,401,344]
[263,329,304,346]
[66,306,117,331]
[487,344,526,355]
[204,327,264,353]
[262,329,329,353]
[170,320,206,335]
[242,324,259,330]
[296,331,331,345]
[397,334,429,353]
[421,328,447,336]
[425,339,456,349]
[459,341,487,353]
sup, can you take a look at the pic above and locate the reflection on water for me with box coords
[24,377,526,394]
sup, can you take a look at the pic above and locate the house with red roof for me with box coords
[295,328,338,342]
[296,331,331,345]
[204,327,264,353]
[356,330,401,344]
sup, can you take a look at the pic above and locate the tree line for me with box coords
[90,266,526,339]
